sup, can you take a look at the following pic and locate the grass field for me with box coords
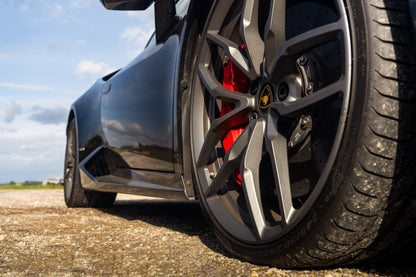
[0,182,63,190]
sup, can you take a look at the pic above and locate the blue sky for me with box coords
[0,0,154,183]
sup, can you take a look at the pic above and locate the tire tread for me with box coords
[287,0,416,266]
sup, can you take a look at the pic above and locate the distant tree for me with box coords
[24,181,42,186]
[10,181,16,184]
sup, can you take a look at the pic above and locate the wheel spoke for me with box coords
[265,113,294,225]
[196,104,252,167]
[198,63,255,104]
[264,0,286,72]
[240,0,264,76]
[205,123,253,196]
[268,20,344,74]
[271,78,346,117]
[240,119,267,239]
[206,32,257,80]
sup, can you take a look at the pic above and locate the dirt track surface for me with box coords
[0,189,415,276]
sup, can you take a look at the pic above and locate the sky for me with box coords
[0,0,155,183]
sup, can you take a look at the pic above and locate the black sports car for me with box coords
[65,0,416,268]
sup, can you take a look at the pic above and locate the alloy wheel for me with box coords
[192,0,351,243]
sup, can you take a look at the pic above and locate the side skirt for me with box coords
[79,146,187,200]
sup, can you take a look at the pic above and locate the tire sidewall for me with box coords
[64,120,87,207]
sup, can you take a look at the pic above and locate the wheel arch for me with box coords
[66,108,76,134]
[67,81,107,163]
[177,0,214,199]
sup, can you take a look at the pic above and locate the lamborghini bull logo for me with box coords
[260,95,269,106]
[259,83,273,110]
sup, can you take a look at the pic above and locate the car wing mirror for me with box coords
[99,0,154,10]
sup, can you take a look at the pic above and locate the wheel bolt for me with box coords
[298,55,308,66]
[300,115,312,130]
[250,81,258,95]
[278,82,289,101]
[249,111,259,120]
[306,82,314,94]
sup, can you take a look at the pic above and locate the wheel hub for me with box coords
[258,83,274,111]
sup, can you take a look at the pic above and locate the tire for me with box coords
[64,120,116,208]
[189,0,416,268]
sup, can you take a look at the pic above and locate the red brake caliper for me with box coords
[221,53,249,186]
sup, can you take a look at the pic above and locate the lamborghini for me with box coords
[64,0,416,267]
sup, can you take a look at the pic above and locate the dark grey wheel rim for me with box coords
[64,124,76,200]
[192,0,352,244]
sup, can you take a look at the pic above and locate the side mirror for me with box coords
[100,0,154,10]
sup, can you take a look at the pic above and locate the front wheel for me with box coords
[64,120,116,208]
[190,0,416,267]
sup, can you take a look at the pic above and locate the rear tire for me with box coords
[189,0,416,267]
[64,120,116,208]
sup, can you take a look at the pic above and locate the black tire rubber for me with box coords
[189,0,416,268]
[64,120,116,208]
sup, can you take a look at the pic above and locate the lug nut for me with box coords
[249,111,259,120]
[250,81,258,95]
[306,82,314,93]
[300,115,312,130]
[278,82,289,101]
[298,55,308,66]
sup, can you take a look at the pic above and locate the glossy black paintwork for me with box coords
[100,34,181,172]
[69,10,188,197]
[70,80,106,162]
[68,0,209,199]
[100,0,153,10]
[78,146,187,199]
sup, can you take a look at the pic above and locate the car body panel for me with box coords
[69,7,188,198]
[100,33,181,173]
[79,146,186,199]
[411,0,416,36]
[70,80,106,162]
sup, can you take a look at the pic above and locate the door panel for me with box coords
[100,35,180,172]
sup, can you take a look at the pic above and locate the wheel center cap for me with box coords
[258,83,274,111]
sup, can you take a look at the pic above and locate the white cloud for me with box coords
[29,106,68,125]
[19,3,29,12]
[0,102,22,123]
[50,3,63,17]
[121,8,154,58]
[126,11,140,19]
[75,39,86,46]
[0,82,54,92]
[17,1,65,18]
[71,0,95,8]
[0,126,18,133]
[75,60,116,78]
[126,6,154,23]
[121,26,154,50]
[0,122,66,183]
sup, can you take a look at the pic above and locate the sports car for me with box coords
[64,0,416,267]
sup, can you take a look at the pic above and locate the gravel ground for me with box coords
[0,189,415,276]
